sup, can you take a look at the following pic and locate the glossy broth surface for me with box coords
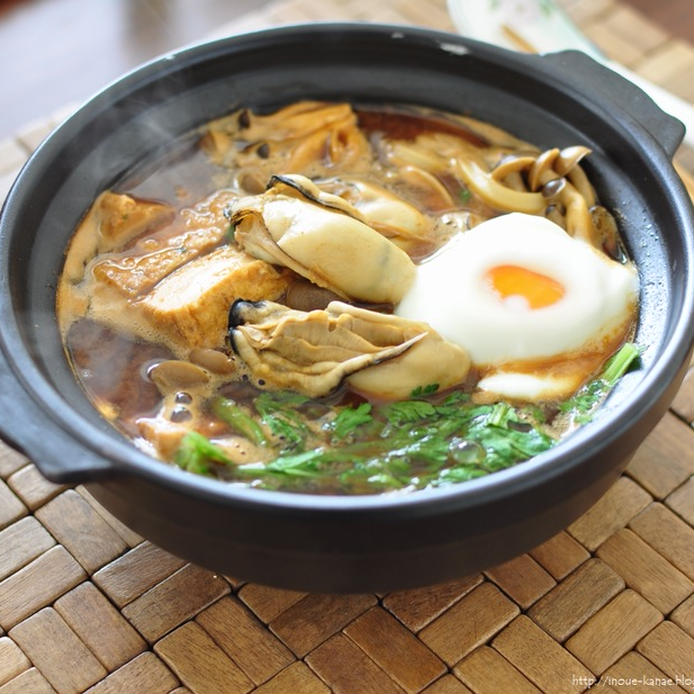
[57,102,638,494]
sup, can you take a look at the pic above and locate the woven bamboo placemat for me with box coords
[0,1,692,693]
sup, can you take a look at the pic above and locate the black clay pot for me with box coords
[0,25,692,593]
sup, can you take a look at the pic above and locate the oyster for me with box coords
[317,177,434,241]
[231,175,416,304]
[204,101,371,176]
[229,300,470,399]
[269,173,436,253]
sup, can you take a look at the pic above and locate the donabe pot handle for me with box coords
[0,354,115,484]
[536,50,686,158]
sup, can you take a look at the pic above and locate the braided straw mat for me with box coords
[0,0,692,692]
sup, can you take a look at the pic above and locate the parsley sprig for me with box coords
[330,402,373,439]
[173,343,641,491]
[254,391,311,449]
[174,431,232,475]
[559,342,641,424]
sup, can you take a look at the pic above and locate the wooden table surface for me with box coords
[0,1,692,693]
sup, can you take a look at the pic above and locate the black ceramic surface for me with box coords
[0,25,692,592]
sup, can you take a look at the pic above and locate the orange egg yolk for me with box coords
[486,264,565,309]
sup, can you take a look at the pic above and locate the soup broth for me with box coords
[57,101,639,494]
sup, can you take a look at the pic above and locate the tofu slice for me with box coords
[90,189,237,297]
[137,417,189,460]
[98,192,175,248]
[136,245,290,349]
[92,225,226,297]
[64,188,288,356]
[63,192,174,283]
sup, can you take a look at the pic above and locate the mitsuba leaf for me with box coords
[410,383,439,397]
[174,431,232,475]
[213,397,266,445]
[254,391,310,449]
[383,400,436,425]
[331,403,373,439]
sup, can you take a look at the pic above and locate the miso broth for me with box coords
[57,101,639,494]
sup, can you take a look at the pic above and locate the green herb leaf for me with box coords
[254,391,311,449]
[488,402,511,427]
[255,390,311,410]
[559,342,642,422]
[459,187,471,204]
[392,433,451,465]
[218,344,642,492]
[602,342,642,385]
[436,464,488,484]
[174,431,232,475]
[365,472,402,488]
[383,400,436,425]
[558,379,606,415]
[522,405,547,424]
[261,413,306,447]
[331,403,373,439]
[266,449,326,476]
[227,222,236,242]
[410,383,439,397]
[212,397,266,445]
[433,391,472,416]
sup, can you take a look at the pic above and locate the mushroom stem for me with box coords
[528,148,559,191]
[399,165,455,209]
[454,159,545,214]
[501,170,528,192]
[490,154,536,181]
[563,189,600,247]
[567,166,597,208]
[532,168,601,247]
[545,203,566,228]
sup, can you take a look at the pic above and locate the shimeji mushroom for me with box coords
[489,146,613,250]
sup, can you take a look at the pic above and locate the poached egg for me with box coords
[396,213,639,401]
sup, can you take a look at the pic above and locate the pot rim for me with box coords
[1,22,693,515]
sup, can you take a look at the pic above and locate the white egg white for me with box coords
[396,213,639,401]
